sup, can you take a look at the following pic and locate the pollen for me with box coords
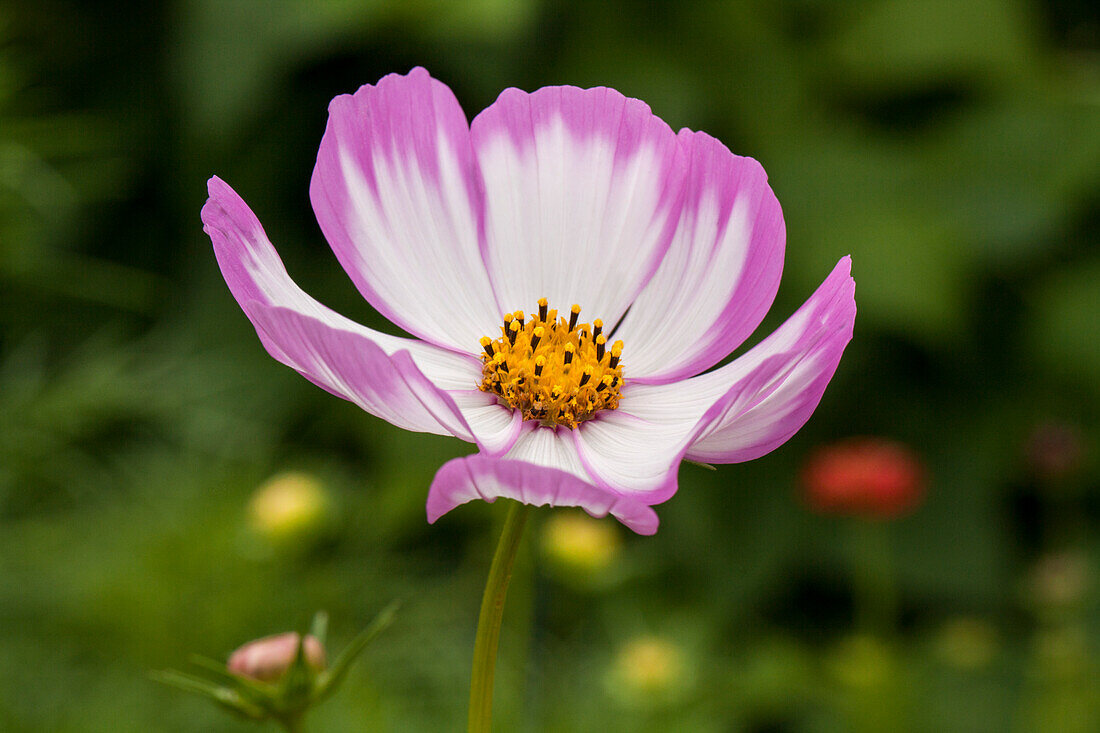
[478,300,625,428]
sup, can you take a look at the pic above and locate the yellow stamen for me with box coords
[477,299,625,428]
[609,340,624,369]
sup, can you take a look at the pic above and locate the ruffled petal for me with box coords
[471,84,686,326]
[448,390,531,456]
[310,67,500,352]
[503,424,589,478]
[614,130,785,383]
[571,410,689,503]
[426,454,660,535]
[623,257,855,464]
[202,177,523,453]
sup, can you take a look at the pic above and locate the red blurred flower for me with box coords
[802,438,925,519]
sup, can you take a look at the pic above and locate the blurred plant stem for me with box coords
[851,520,896,638]
[469,501,531,733]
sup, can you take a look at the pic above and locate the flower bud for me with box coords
[157,605,396,728]
[802,437,925,519]
[228,632,326,682]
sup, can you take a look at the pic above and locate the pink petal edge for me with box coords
[310,67,500,353]
[617,130,785,383]
[249,304,476,441]
[688,255,856,462]
[427,454,660,535]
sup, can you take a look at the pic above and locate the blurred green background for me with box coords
[1,0,1098,730]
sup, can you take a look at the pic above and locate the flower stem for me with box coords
[468,500,531,733]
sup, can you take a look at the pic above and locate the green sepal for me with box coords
[309,610,329,647]
[277,633,316,714]
[188,654,279,708]
[312,600,400,704]
[150,669,268,720]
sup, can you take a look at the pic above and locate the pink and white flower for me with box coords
[202,68,855,535]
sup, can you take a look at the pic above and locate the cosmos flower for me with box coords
[202,68,855,535]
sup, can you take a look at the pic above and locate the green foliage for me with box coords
[0,0,1097,730]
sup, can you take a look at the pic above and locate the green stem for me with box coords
[468,501,531,733]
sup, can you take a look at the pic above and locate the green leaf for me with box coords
[312,600,400,704]
[150,669,267,720]
[187,655,278,706]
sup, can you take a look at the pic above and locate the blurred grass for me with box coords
[0,0,1098,730]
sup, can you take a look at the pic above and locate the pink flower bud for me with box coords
[227,632,326,682]
[802,437,925,519]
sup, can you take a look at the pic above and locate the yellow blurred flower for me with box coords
[827,634,894,689]
[248,471,331,544]
[606,635,692,706]
[1027,552,1091,613]
[540,510,620,579]
[934,617,998,670]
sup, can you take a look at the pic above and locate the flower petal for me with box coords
[310,67,499,352]
[571,410,689,503]
[203,177,522,453]
[623,257,855,465]
[448,390,531,456]
[471,84,686,325]
[426,454,660,535]
[569,256,844,501]
[250,304,475,440]
[613,130,785,383]
[504,424,589,478]
[688,257,855,462]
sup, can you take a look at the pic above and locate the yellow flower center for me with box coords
[478,299,624,428]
